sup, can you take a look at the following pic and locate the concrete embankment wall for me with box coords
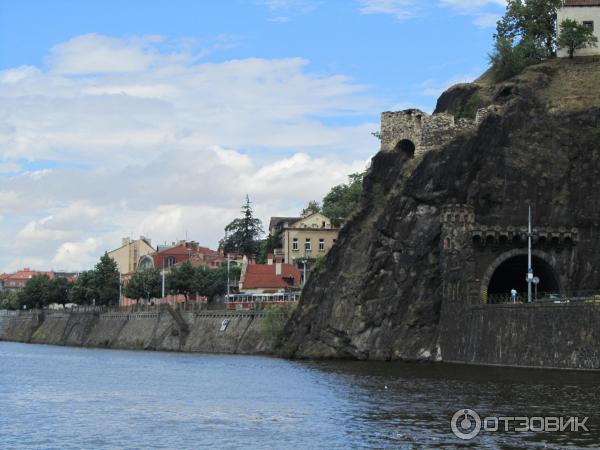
[0,309,275,355]
[442,303,600,370]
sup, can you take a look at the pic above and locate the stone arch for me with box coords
[480,249,561,304]
[394,139,416,158]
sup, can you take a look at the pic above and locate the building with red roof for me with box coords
[136,240,227,272]
[239,256,302,294]
[0,268,56,290]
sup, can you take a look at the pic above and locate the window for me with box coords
[319,239,325,251]
[583,21,594,32]
[305,238,312,251]
[292,238,299,251]
[165,256,176,267]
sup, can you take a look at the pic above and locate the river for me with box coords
[1,342,599,449]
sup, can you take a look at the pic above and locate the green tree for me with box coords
[18,274,50,309]
[124,269,161,303]
[488,35,531,82]
[47,277,72,305]
[301,200,321,216]
[194,265,241,300]
[257,230,283,264]
[93,253,120,306]
[558,19,598,59]
[222,195,264,257]
[495,0,563,58]
[0,290,21,310]
[69,271,96,305]
[491,0,563,80]
[166,260,196,301]
[322,172,364,222]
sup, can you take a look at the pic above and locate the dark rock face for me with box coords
[284,58,600,361]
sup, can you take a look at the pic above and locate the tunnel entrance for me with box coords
[395,139,415,158]
[486,254,560,304]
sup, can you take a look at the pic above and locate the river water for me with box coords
[1,342,599,449]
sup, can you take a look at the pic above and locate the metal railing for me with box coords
[487,291,600,305]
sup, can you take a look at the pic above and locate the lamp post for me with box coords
[527,205,534,303]
[161,257,166,302]
[227,253,231,302]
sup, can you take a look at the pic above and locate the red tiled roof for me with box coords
[242,264,301,289]
[564,0,600,6]
[4,269,54,280]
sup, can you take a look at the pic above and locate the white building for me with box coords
[557,0,600,58]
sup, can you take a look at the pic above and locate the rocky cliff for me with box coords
[284,56,600,361]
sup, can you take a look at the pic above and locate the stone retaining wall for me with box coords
[441,303,600,370]
[0,308,276,355]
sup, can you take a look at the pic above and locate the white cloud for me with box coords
[255,0,317,21]
[417,71,481,98]
[0,34,377,272]
[52,238,102,270]
[357,0,504,27]
[357,0,418,20]
[439,0,505,28]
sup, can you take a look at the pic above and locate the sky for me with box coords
[0,0,506,273]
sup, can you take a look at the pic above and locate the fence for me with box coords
[487,290,600,305]
[0,301,294,317]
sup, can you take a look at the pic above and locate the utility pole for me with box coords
[527,205,534,303]
[227,253,231,302]
[161,257,166,300]
[302,249,307,287]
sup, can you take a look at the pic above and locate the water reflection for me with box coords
[1,342,598,449]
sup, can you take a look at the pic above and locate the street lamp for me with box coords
[527,205,534,303]
[161,257,166,302]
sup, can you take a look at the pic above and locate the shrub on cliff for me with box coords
[261,303,297,352]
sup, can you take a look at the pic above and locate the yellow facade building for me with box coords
[271,213,340,266]
[107,236,155,274]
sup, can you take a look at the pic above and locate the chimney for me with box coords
[275,262,282,276]
[267,253,273,265]
[122,237,130,247]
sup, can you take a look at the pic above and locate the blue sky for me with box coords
[0,0,506,272]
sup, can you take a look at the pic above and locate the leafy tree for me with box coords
[0,290,21,310]
[18,274,50,309]
[488,36,531,82]
[257,230,283,264]
[222,195,264,257]
[558,19,598,59]
[47,277,72,305]
[69,271,96,305]
[495,0,563,58]
[93,253,120,306]
[322,172,364,221]
[491,0,563,80]
[301,200,321,216]
[195,265,241,300]
[125,269,161,303]
[166,260,196,301]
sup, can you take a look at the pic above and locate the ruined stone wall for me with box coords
[380,109,476,157]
